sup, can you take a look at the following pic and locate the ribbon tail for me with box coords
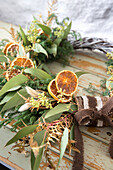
[109,133,113,159]
[72,120,84,170]
[102,114,113,159]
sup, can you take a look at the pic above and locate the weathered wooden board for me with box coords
[68,51,108,78]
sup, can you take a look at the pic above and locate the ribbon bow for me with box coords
[72,96,113,170]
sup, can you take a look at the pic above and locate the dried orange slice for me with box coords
[48,79,72,103]
[5,56,34,81]
[55,70,78,96]
[3,41,25,56]
[10,56,34,68]
[5,69,22,81]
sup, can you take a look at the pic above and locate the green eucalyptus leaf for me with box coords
[5,124,37,146]
[75,71,89,78]
[54,38,62,46]
[45,103,71,119]
[37,23,51,35]
[19,42,24,56]
[63,21,72,39]
[19,26,31,46]
[46,112,62,123]
[24,68,52,80]
[48,44,57,57]
[7,85,21,92]
[1,88,29,112]
[54,31,64,46]
[33,144,44,170]
[47,13,56,21]
[70,104,78,111]
[34,129,47,146]
[0,91,16,105]
[41,64,52,75]
[56,127,68,169]
[0,74,28,96]
[34,43,48,58]
[70,123,74,140]
[31,149,35,170]
[0,56,8,63]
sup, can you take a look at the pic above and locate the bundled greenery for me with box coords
[0,66,83,169]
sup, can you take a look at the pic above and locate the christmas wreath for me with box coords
[0,0,113,170]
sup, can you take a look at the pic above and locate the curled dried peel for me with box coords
[3,41,25,56]
[3,42,14,55]
[55,70,78,96]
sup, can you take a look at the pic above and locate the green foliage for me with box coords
[75,71,89,78]
[24,68,52,80]
[0,91,16,105]
[19,42,24,56]
[34,129,47,146]
[33,43,48,57]
[0,74,28,96]
[70,123,74,140]
[21,14,80,64]
[0,88,29,113]
[0,77,7,89]
[19,25,31,46]
[56,127,68,169]
[32,145,44,170]
[25,78,53,91]
[45,103,71,120]
[31,149,35,170]
[0,56,8,63]
[5,124,37,146]
[63,21,72,39]
[36,24,51,35]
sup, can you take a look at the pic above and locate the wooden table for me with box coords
[0,21,113,170]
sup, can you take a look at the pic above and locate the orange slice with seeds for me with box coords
[5,56,34,81]
[55,70,78,96]
[48,79,72,103]
[10,56,34,68]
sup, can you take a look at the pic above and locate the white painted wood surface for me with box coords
[0,21,113,170]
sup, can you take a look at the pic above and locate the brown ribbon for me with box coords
[72,96,113,170]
